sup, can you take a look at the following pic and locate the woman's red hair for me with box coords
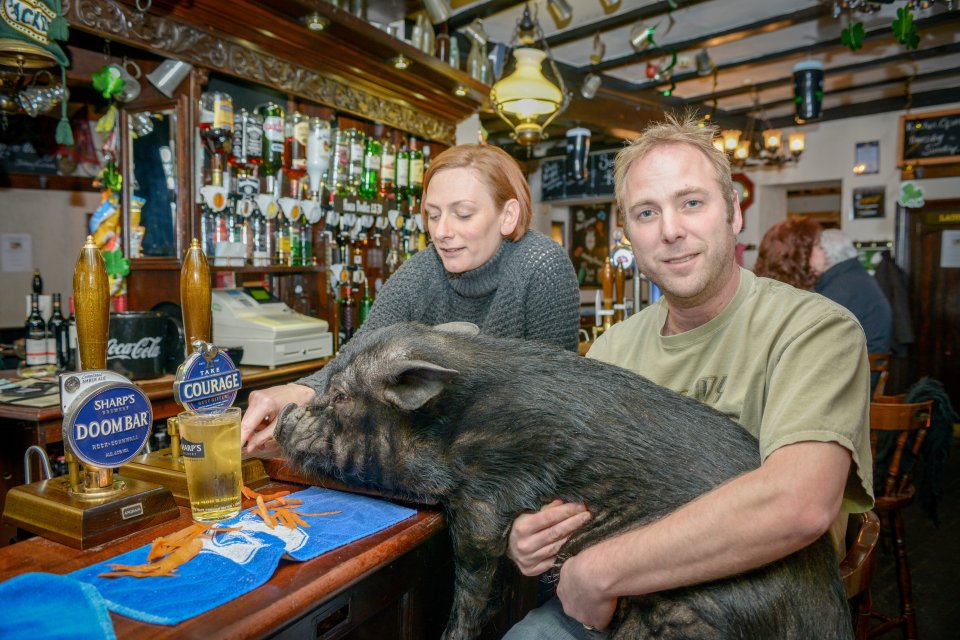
[754,218,821,290]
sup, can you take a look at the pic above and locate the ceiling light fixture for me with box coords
[300,13,329,32]
[718,87,806,169]
[490,3,570,147]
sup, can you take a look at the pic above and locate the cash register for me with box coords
[211,286,333,367]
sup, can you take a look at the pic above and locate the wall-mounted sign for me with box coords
[541,150,617,202]
[852,186,885,219]
[898,107,960,167]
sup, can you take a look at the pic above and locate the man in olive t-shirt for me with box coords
[503,114,873,640]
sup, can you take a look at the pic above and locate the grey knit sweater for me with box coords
[298,229,581,392]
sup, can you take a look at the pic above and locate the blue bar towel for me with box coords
[0,572,116,639]
[67,487,417,625]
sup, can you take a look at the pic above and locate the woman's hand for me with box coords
[240,383,315,458]
[507,500,591,576]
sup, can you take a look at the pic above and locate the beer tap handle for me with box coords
[615,263,626,323]
[73,236,109,371]
[181,238,212,356]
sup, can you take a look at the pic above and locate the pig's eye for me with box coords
[331,391,348,404]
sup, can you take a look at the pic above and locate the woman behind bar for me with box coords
[241,143,581,456]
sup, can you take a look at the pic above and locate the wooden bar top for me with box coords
[0,481,449,639]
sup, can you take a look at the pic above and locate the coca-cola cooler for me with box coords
[106,311,183,380]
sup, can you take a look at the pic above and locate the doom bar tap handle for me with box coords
[181,238,212,355]
[72,235,109,370]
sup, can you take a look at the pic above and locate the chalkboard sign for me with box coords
[541,158,566,200]
[0,115,59,175]
[898,107,960,167]
[540,150,618,201]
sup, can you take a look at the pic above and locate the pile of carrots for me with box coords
[99,486,340,579]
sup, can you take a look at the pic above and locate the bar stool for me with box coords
[867,400,933,639]
[868,352,893,400]
[840,510,881,640]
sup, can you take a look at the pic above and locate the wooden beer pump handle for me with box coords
[615,263,626,323]
[73,235,109,371]
[181,238,212,355]
[600,260,614,329]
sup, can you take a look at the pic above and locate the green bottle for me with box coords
[358,278,373,326]
[360,135,382,199]
[396,143,410,202]
[256,101,285,196]
[408,137,424,202]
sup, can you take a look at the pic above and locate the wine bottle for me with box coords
[25,292,46,367]
[67,295,78,370]
[47,293,68,369]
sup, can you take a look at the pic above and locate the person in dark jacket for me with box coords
[812,229,893,356]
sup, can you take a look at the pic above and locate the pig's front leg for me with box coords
[441,503,512,640]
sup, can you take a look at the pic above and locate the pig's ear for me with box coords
[433,322,480,337]
[380,359,459,411]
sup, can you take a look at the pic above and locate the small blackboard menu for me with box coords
[540,150,618,201]
[898,107,960,167]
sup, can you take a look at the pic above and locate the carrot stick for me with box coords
[256,495,277,528]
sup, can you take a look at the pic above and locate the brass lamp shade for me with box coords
[0,38,57,69]
[491,48,565,145]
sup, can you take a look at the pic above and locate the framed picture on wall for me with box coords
[852,186,885,219]
[570,206,610,286]
[854,141,880,175]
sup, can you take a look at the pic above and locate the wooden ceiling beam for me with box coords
[591,4,828,73]
[621,11,960,89]
[767,87,960,128]
[725,66,960,117]
[543,0,714,49]
[684,40,960,104]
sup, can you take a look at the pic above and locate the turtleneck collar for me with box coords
[442,239,512,298]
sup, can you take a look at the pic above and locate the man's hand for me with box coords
[557,544,618,631]
[240,383,315,458]
[507,500,591,576]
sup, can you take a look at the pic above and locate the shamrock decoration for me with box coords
[892,6,919,50]
[841,22,865,52]
[92,65,125,99]
[103,250,131,279]
[898,181,925,209]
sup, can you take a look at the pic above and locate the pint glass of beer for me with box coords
[177,406,242,522]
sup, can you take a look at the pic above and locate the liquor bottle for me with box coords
[299,217,314,265]
[230,108,263,169]
[396,143,410,202]
[306,117,331,197]
[358,277,373,326]
[347,129,364,195]
[435,23,451,64]
[275,213,291,266]
[25,292,46,367]
[250,207,270,267]
[338,282,357,345]
[199,91,234,177]
[379,137,397,201]
[284,111,308,194]
[449,35,460,70]
[67,296,78,370]
[256,101,285,196]
[360,135,381,199]
[330,128,351,196]
[32,268,42,294]
[47,293,68,369]
[408,137,424,202]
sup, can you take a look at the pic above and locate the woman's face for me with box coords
[808,234,827,276]
[423,167,519,274]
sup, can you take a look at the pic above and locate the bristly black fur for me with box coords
[276,322,852,640]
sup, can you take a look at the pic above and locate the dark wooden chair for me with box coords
[841,510,881,640]
[866,400,933,639]
[868,352,893,400]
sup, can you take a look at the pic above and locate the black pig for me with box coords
[276,322,853,640]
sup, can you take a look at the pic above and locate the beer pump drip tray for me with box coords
[120,451,270,506]
[2,475,179,549]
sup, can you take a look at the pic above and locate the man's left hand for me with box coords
[557,547,618,631]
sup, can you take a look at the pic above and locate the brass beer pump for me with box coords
[121,240,268,500]
[2,237,178,548]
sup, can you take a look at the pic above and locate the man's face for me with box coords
[621,144,742,309]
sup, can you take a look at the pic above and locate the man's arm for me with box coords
[554,440,851,630]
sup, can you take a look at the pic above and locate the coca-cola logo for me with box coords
[107,337,163,360]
